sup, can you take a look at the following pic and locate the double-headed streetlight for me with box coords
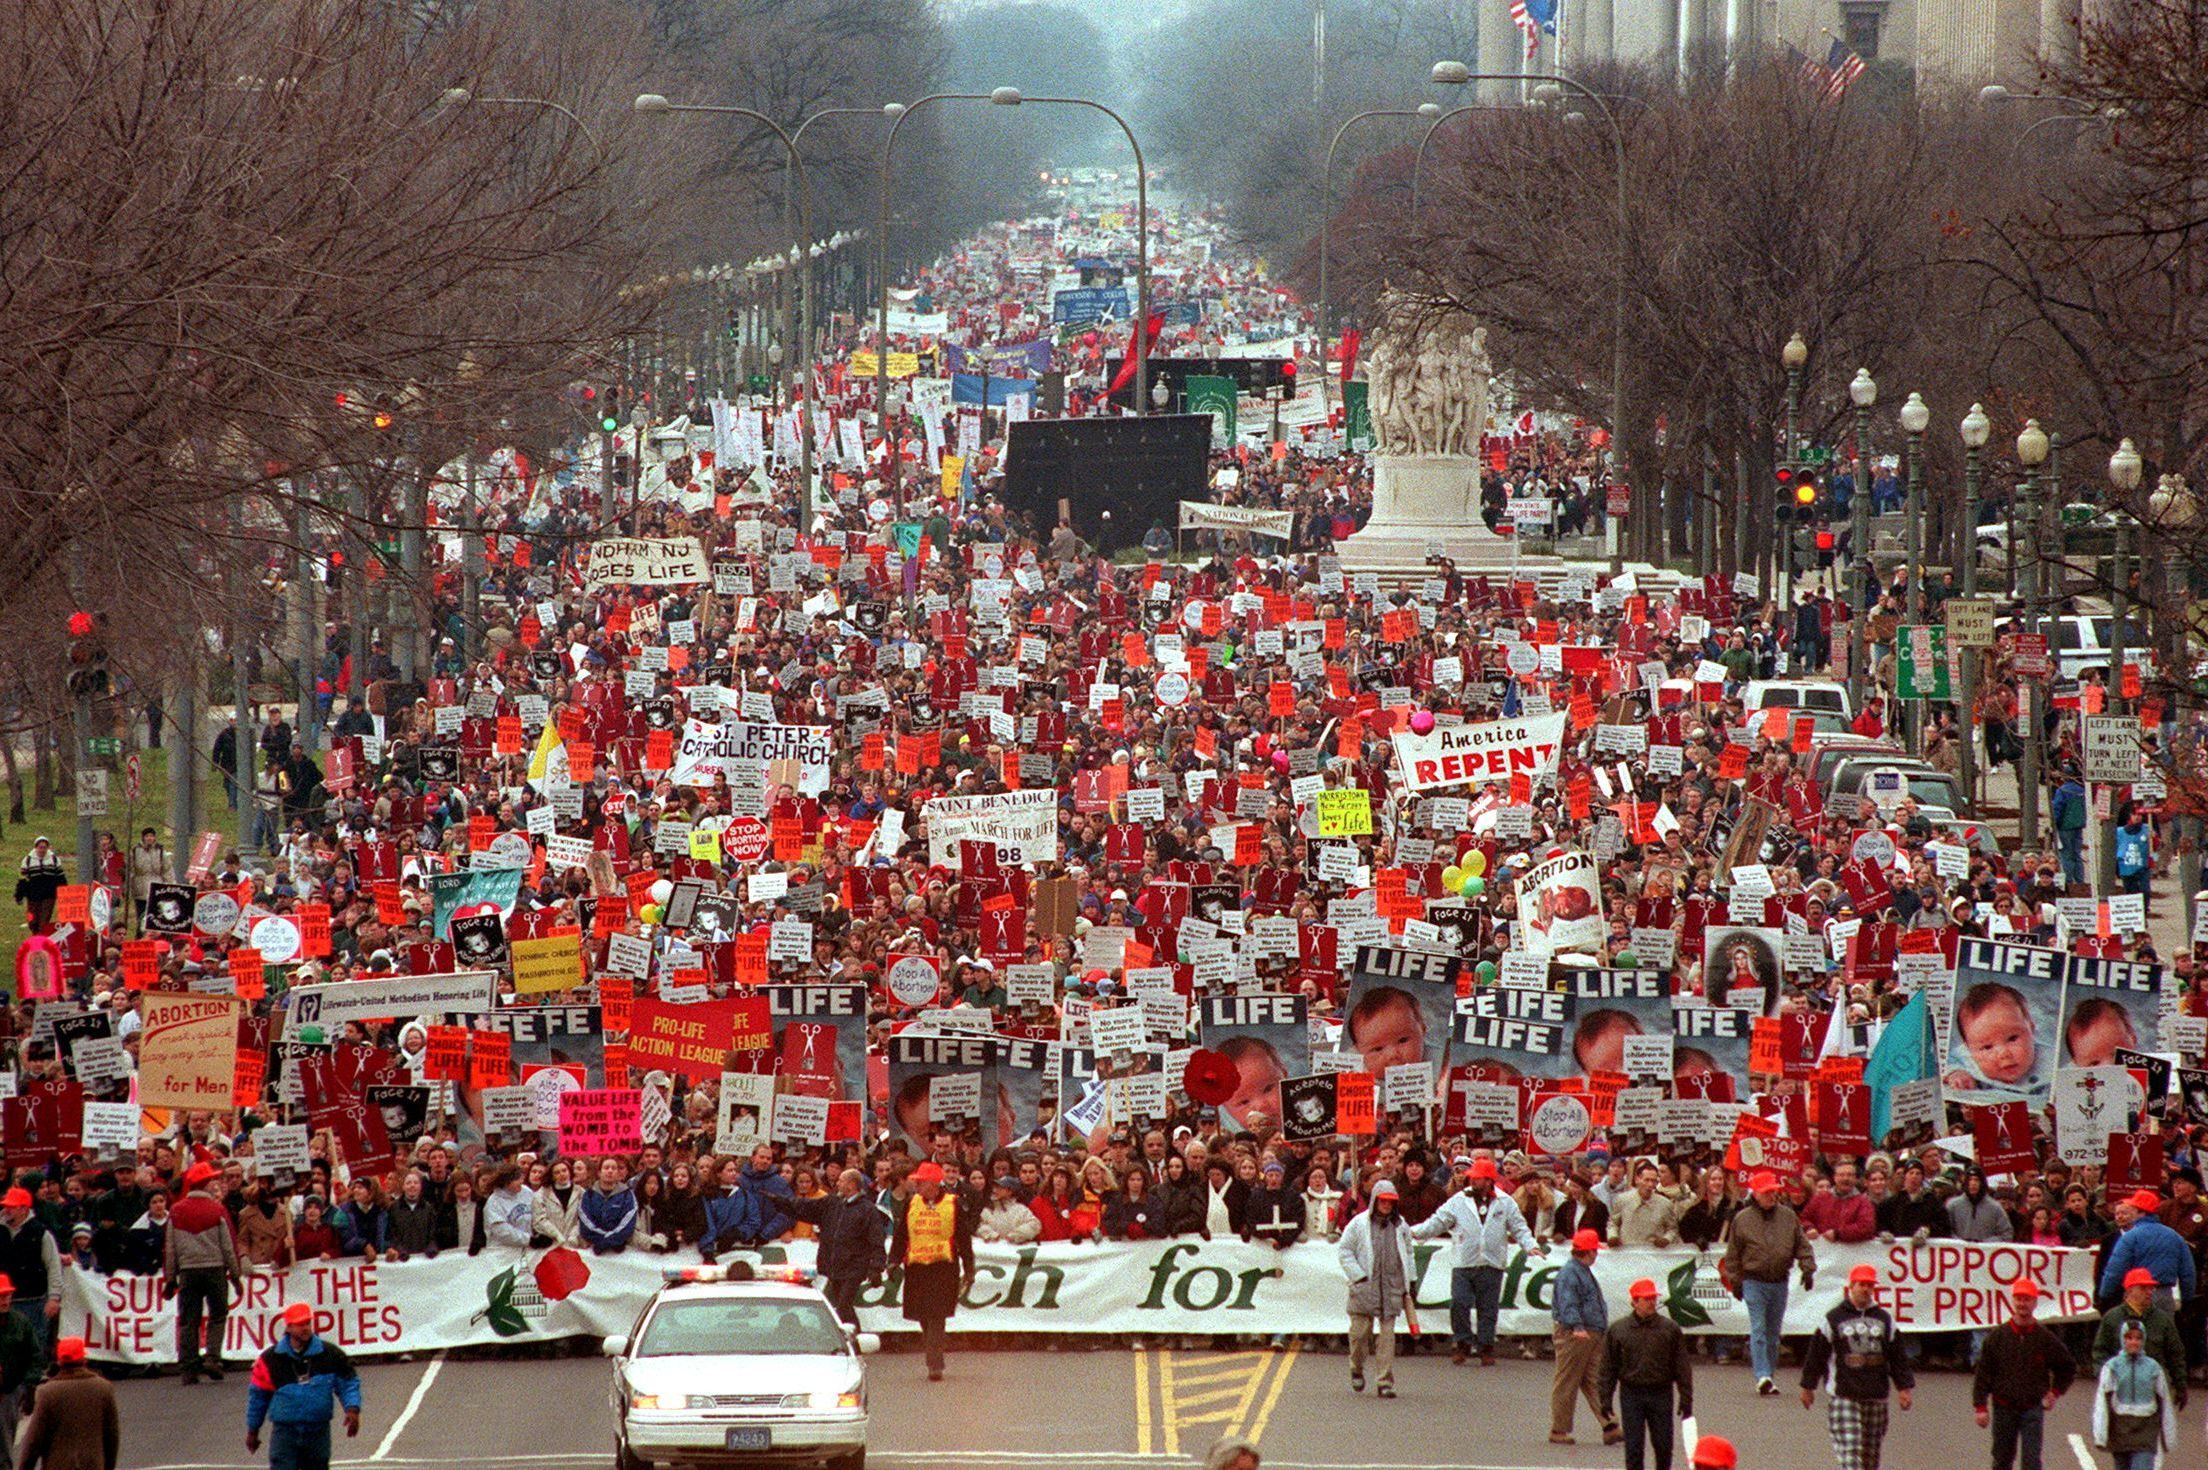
[1958,402,1990,805]
[1316,102,1439,407]
[2015,417,2050,844]
[872,88,1149,517]
[635,95,824,517]
[1846,368,1877,711]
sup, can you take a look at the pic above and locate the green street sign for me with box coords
[87,737,120,757]
[1897,623,1951,700]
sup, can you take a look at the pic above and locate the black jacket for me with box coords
[1599,1310,1693,1417]
[386,1199,438,1258]
[656,1189,708,1251]
[1103,1189,1165,1241]
[1802,1299,1914,1401]
[1972,1320,2077,1410]
[1157,1176,1208,1237]
[1242,1184,1305,1247]
[1875,1190,1949,1239]
[772,1192,885,1284]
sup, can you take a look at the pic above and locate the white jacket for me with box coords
[976,1200,1042,1244]
[1338,1206,1417,1320]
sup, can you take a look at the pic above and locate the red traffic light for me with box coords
[1815,531,1836,551]
[581,386,597,400]
[67,611,94,639]
[1280,360,1297,378]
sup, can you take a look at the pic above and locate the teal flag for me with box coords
[1864,991,1934,1142]
[428,866,526,940]
[1343,380,1373,452]
[893,521,923,558]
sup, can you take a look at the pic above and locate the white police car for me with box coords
[607,1263,877,1470]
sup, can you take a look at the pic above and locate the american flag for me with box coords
[1509,0,1540,59]
[1822,37,1866,98]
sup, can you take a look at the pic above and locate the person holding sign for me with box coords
[891,1162,974,1382]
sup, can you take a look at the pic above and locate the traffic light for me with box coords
[66,611,107,698]
[600,391,621,434]
[1278,359,1298,398]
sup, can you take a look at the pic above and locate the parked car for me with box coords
[1741,679,1854,720]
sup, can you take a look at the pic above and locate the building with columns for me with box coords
[1470,0,2086,93]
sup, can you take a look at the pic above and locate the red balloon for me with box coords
[1183,1049,1239,1108]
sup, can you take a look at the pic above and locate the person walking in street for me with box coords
[768,1167,886,1327]
[1409,1155,1537,1366]
[1800,1263,1914,1470]
[2089,1317,2178,1470]
[0,1190,61,1356]
[0,1274,44,1469]
[1721,1170,1815,1395]
[1971,1280,2076,1470]
[2089,1268,2186,1394]
[2098,1190,2195,1313]
[165,1162,243,1384]
[889,1161,973,1382]
[1336,1176,1413,1399]
[14,1338,117,1470]
[245,1303,360,1470]
[1598,1277,1693,1470]
[1551,1227,1622,1446]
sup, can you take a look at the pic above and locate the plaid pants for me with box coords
[1827,1396,1890,1470]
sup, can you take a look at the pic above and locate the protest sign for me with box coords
[584,537,710,591]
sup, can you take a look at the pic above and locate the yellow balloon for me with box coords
[1465,850,1487,878]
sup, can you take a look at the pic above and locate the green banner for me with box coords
[1344,380,1373,453]
[1897,623,1951,701]
[427,866,525,940]
[1184,374,1238,448]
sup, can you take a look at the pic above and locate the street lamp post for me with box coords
[2099,436,2142,895]
[1900,391,1930,753]
[1846,369,1877,712]
[1410,103,1514,219]
[1958,403,1989,808]
[1780,333,1807,601]
[1434,63,1631,557]
[1317,103,1439,409]
[634,96,820,520]
[2016,418,2049,845]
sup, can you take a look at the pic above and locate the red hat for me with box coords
[2122,1267,2160,1290]
[183,1162,220,1190]
[282,1302,315,1326]
[909,1162,946,1185]
[53,1338,85,1365]
[1750,1171,1781,1193]
[1848,1264,1879,1286]
[1572,1228,1602,1254]
[1467,1158,1499,1181]
[2126,1189,2162,1212]
[1629,1278,1658,1299]
[2010,1279,2041,1300]
[1691,1436,1737,1469]
[0,1274,13,1295]
[0,1190,29,1210]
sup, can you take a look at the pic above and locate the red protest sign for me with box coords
[1971,1101,2037,1175]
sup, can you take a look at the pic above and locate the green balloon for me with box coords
[1465,875,1486,896]
[1474,960,1498,981]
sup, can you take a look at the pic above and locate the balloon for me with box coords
[1253,734,1271,758]
[1409,709,1436,735]
[1612,950,1640,969]
[639,903,662,924]
[1441,866,1464,890]
[1474,960,1498,982]
[1271,749,1291,772]
[649,878,673,906]
[1465,850,1487,878]
[1465,876,1485,896]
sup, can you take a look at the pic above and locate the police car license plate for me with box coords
[725,1428,771,1451]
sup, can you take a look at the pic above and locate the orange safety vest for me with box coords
[906,1193,958,1266]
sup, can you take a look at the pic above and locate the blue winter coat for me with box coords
[703,1165,793,1250]
[578,1184,639,1254]
[246,1333,362,1429]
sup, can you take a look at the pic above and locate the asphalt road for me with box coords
[109,1342,2132,1470]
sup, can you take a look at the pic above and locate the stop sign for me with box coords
[723,817,771,864]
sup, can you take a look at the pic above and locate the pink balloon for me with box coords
[1271,749,1291,772]
[1409,709,1436,735]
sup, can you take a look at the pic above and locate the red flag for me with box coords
[1107,315,1166,397]
[1339,328,1361,385]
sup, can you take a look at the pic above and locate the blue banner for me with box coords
[1160,302,1204,326]
[952,372,1037,407]
[1051,287,1129,325]
[944,339,1053,378]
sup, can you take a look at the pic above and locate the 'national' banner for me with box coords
[1178,501,1293,539]
[64,1237,2097,1364]
[1390,712,1569,793]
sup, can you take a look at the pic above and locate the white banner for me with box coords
[922,788,1061,867]
[1178,501,1296,539]
[283,971,501,1038]
[583,537,710,591]
[886,308,948,338]
[1389,712,1569,794]
[669,720,832,796]
[1517,850,1607,957]
[63,1238,2098,1364]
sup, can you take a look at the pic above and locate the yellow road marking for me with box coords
[1168,1384,1254,1411]
[1244,1345,1299,1445]
[1133,1347,1153,1455]
[1159,1345,1180,1456]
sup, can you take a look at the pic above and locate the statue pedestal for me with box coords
[1338,454,1519,576]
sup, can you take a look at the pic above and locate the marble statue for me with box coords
[1362,295,1491,459]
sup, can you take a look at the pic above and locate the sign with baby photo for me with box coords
[1196,993,1308,1134]
[2056,956,2161,1069]
[1944,938,2063,1112]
